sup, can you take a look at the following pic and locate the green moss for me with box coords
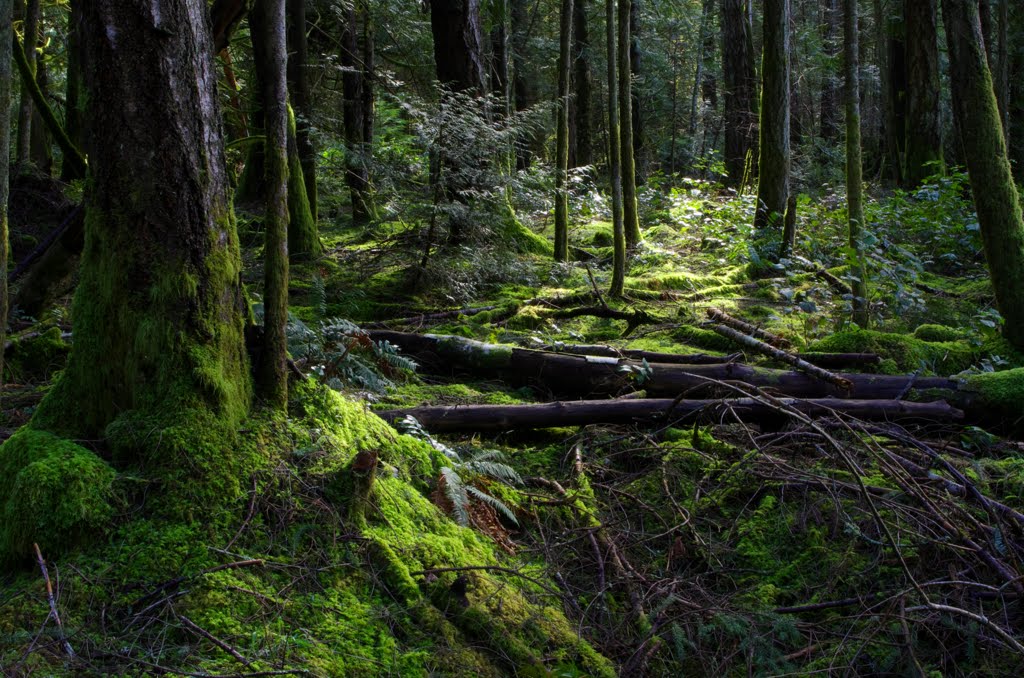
[287,105,322,259]
[962,368,1024,427]
[672,325,738,352]
[0,428,116,561]
[807,328,983,374]
[913,324,969,342]
[3,327,70,383]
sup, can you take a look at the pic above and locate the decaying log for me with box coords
[376,398,963,433]
[711,324,853,392]
[366,330,957,400]
[364,305,498,329]
[535,342,880,368]
[707,307,792,348]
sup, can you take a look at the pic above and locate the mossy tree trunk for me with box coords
[33,0,251,438]
[755,0,791,229]
[0,0,11,393]
[607,0,625,297]
[904,0,943,187]
[1010,2,1024,183]
[619,0,641,248]
[554,0,573,262]
[845,0,869,328]
[942,0,1024,350]
[249,3,321,259]
[629,0,645,183]
[721,0,758,188]
[341,0,375,228]
[257,0,290,408]
[287,0,317,223]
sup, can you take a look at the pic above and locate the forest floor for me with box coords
[3,172,1024,675]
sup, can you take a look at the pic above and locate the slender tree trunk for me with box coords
[34,0,251,438]
[846,0,869,327]
[607,0,625,296]
[570,0,593,168]
[511,0,540,167]
[1010,2,1024,182]
[287,0,317,222]
[942,0,1024,350]
[554,0,573,261]
[820,0,841,142]
[341,0,373,227]
[619,0,641,248]
[256,0,289,408]
[490,0,509,112]
[995,0,1009,140]
[904,0,943,187]
[0,0,11,395]
[60,0,83,182]
[755,0,790,229]
[29,35,50,173]
[879,0,906,184]
[629,0,645,183]
[15,0,37,169]
[721,0,758,187]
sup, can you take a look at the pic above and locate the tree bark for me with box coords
[341,0,373,227]
[377,397,963,433]
[846,0,869,327]
[721,0,758,187]
[511,0,541,168]
[755,0,791,229]
[554,0,573,262]
[34,0,251,437]
[0,0,11,393]
[607,0,626,297]
[942,0,1024,350]
[629,0,645,183]
[287,0,317,222]
[60,0,84,182]
[570,0,592,168]
[15,0,37,169]
[819,0,841,143]
[430,0,486,93]
[619,0,642,248]
[257,0,290,408]
[904,0,943,187]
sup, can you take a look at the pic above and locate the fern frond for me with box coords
[461,460,522,486]
[441,467,470,526]
[466,485,519,526]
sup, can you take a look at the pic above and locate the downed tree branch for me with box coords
[707,307,792,348]
[33,543,74,658]
[363,305,498,329]
[711,323,853,392]
[533,342,879,368]
[367,330,957,401]
[376,397,963,433]
[550,305,658,337]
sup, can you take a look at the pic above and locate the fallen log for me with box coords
[365,330,957,400]
[708,308,792,348]
[364,305,498,329]
[376,398,963,433]
[711,324,853,392]
[533,342,880,368]
[549,306,658,336]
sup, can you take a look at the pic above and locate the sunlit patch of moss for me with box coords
[380,381,536,409]
[807,328,989,375]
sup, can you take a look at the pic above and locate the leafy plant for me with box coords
[397,415,521,527]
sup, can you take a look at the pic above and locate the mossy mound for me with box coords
[913,323,969,342]
[807,328,992,375]
[0,428,116,561]
[961,368,1024,430]
[0,381,613,676]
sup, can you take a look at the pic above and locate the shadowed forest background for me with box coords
[2,0,1024,675]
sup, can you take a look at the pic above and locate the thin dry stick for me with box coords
[33,543,74,658]
[707,307,793,348]
[178,613,252,667]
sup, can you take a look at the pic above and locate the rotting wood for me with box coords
[712,323,854,392]
[376,397,963,433]
[366,330,957,401]
[707,307,792,348]
[534,342,879,368]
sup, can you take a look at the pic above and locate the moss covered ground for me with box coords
[3,175,1024,675]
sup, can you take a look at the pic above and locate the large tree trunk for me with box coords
[886,2,907,182]
[554,0,573,262]
[430,0,486,93]
[755,0,791,229]
[721,0,758,187]
[629,0,645,183]
[1010,2,1024,183]
[377,397,963,433]
[60,0,84,182]
[819,0,841,143]
[15,0,38,169]
[33,0,251,438]
[942,0,1024,350]
[904,0,944,187]
[0,0,11,391]
[287,0,317,222]
[846,0,869,327]
[511,0,541,168]
[258,0,290,408]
